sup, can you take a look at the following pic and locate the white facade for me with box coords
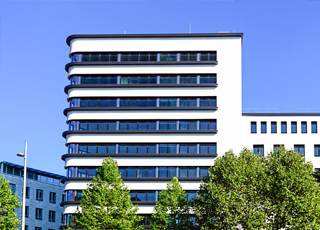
[62,33,320,223]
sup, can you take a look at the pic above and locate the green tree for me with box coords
[194,148,320,229]
[75,157,143,230]
[151,177,196,230]
[0,176,20,229]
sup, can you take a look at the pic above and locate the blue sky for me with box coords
[0,0,319,175]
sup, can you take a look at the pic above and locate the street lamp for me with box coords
[17,141,28,230]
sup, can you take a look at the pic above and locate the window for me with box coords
[199,97,216,107]
[291,121,297,133]
[179,167,197,178]
[26,187,30,199]
[301,121,307,133]
[271,122,277,134]
[179,120,197,130]
[9,183,16,193]
[250,122,257,134]
[159,98,177,107]
[158,121,177,131]
[180,75,197,84]
[294,145,305,155]
[35,227,41,230]
[199,120,216,131]
[159,76,177,84]
[199,167,209,178]
[48,210,56,222]
[186,191,197,201]
[159,144,177,154]
[49,192,56,204]
[281,121,287,134]
[199,144,217,155]
[179,98,197,107]
[261,122,267,134]
[159,53,177,62]
[314,145,320,157]
[180,52,197,62]
[25,206,29,218]
[312,121,318,133]
[199,75,216,84]
[158,167,177,178]
[179,144,197,154]
[253,145,264,156]
[36,189,43,201]
[35,208,42,220]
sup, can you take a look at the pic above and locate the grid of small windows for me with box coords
[67,143,217,155]
[66,166,209,179]
[64,189,198,203]
[68,120,217,132]
[69,97,217,109]
[69,74,217,86]
[70,51,217,63]
[250,121,318,134]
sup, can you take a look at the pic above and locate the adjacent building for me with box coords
[0,161,65,230]
[62,33,320,227]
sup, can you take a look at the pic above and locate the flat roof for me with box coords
[66,32,243,46]
[0,161,65,180]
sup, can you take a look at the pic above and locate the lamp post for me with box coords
[17,141,27,230]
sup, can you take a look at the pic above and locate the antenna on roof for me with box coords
[188,24,192,33]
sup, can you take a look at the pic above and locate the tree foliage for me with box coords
[151,177,196,230]
[194,148,320,229]
[0,176,20,229]
[75,157,143,230]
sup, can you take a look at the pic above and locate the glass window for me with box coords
[179,167,197,178]
[179,144,197,154]
[186,191,197,201]
[199,144,217,155]
[180,52,197,62]
[301,121,308,133]
[25,206,29,218]
[36,189,43,201]
[159,121,177,130]
[199,120,216,131]
[199,75,217,84]
[291,121,297,133]
[199,52,216,61]
[312,121,318,134]
[271,122,277,134]
[138,167,155,178]
[179,98,197,107]
[159,144,177,154]
[199,167,209,178]
[281,121,287,134]
[159,98,177,107]
[179,120,197,130]
[159,76,177,84]
[35,208,43,220]
[120,98,157,107]
[253,145,264,156]
[159,53,177,62]
[199,98,216,107]
[49,192,56,204]
[180,75,197,84]
[26,187,30,199]
[159,167,177,178]
[294,145,305,155]
[314,145,320,157]
[49,210,56,223]
[251,122,257,134]
[261,122,267,134]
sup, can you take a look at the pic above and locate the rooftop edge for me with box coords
[66,32,243,46]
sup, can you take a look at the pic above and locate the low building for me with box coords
[0,161,65,230]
